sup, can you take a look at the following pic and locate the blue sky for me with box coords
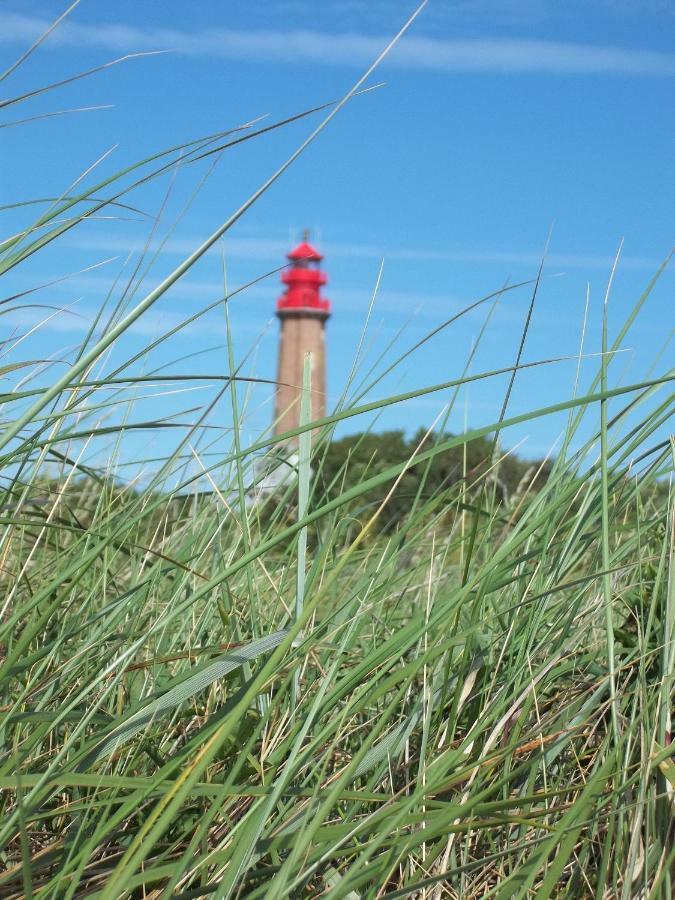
[1,1,673,476]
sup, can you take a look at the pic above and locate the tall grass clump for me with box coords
[1,7,674,898]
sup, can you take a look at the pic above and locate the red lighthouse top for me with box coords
[287,241,322,263]
[276,232,331,317]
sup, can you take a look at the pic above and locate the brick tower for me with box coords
[274,232,331,438]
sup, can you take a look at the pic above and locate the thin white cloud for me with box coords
[2,11,674,77]
[3,304,266,337]
[61,235,290,263]
[6,268,467,317]
[61,233,668,272]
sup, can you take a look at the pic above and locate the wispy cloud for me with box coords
[2,11,674,77]
[3,302,267,337]
[62,233,669,272]
[5,268,468,318]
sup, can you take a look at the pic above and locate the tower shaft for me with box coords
[274,311,327,435]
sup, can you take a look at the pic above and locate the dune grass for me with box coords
[1,8,674,898]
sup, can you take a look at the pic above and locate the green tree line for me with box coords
[317,429,553,530]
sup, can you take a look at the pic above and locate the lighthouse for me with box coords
[274,232,331,439]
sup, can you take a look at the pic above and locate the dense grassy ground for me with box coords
[1,12,674,898]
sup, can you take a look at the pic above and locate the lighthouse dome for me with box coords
[287,240,323,263]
